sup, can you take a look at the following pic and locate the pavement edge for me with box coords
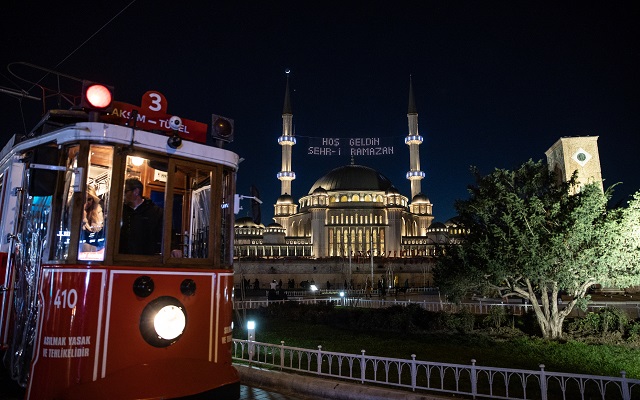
[235,364,451,400]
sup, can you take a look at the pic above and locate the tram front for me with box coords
[0,88,240,399]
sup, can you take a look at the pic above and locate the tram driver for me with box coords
[119,178,164,255]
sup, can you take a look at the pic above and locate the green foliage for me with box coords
[628,322,640,344]
[434,307,476,333]
[434,159,640,339]
[483,305,509,329]
[567,307,631,339]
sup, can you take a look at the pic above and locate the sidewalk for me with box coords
[236,364,452,400]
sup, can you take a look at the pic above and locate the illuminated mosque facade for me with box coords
[234,76,464,260]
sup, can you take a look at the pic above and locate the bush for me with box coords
[435,308,475,333]
[483,305,509,329]
[568,307,629,337]
[627,321,640,345]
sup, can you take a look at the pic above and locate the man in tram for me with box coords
[119,178,163,255]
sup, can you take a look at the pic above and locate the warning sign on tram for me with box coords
[110,91,207,144]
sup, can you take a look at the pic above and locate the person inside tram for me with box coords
[119,178,163,255]
[81,185,104,252]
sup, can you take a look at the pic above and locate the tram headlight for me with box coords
[140,296,187,347]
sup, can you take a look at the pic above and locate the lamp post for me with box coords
[247,320,256,361]
[370,231,374,289]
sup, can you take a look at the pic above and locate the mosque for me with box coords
[233,76,606,291]
[234,76,464,262]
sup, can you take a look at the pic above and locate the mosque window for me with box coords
[340,195,347,202]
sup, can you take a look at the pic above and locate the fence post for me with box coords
[361,350,366,383]
[317,345,323,375]
[621,370,630,400]
[280,341,285,370]
[470,359,477,399]
[411,354,417,391]
[539,364,548,400]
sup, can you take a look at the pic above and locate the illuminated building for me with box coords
[234,75,462,260]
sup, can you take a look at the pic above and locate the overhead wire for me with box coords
[2,1,137,134]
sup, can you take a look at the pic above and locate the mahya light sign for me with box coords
[307,136,395,156]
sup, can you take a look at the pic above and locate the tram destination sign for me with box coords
[307,137,395,156]
[110,91,208,144]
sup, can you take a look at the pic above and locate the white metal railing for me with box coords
[234,296,640,318]
[232,339,640,400]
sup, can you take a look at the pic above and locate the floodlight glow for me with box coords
[310,284,318,292]
[339,291,345,297]
[247,321,255,330]
[154,305,186,340]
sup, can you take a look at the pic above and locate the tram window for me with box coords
[78,145,113,261]
[168,163,214,259]
[53,145,80,260]
[119,155,164,255]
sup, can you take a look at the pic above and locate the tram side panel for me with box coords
[27,268,106,399]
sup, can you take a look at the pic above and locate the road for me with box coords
[0,368,318,400]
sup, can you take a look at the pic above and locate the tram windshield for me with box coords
[43,143,233,267]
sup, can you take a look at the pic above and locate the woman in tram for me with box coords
[81,185,104,252]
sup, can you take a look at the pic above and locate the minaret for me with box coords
[276,70,296,195]
[405,76,425,199]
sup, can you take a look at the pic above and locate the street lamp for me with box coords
[247,320,256,361]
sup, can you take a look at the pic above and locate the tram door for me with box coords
[0,161,25,349]
[3,145,58,386]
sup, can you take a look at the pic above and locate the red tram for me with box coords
[0,81,240,399]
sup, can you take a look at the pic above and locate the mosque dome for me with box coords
[312,187,328,195]
[412,193,430,203]
[308,164,393,194]
[276,194,295,204]
[385,186,400,195]
[234,216,263,228]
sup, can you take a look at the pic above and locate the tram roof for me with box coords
[0,122,239,170]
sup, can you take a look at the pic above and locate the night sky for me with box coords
[1,2,638,224]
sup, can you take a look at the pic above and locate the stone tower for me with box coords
[545,136,603,192]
